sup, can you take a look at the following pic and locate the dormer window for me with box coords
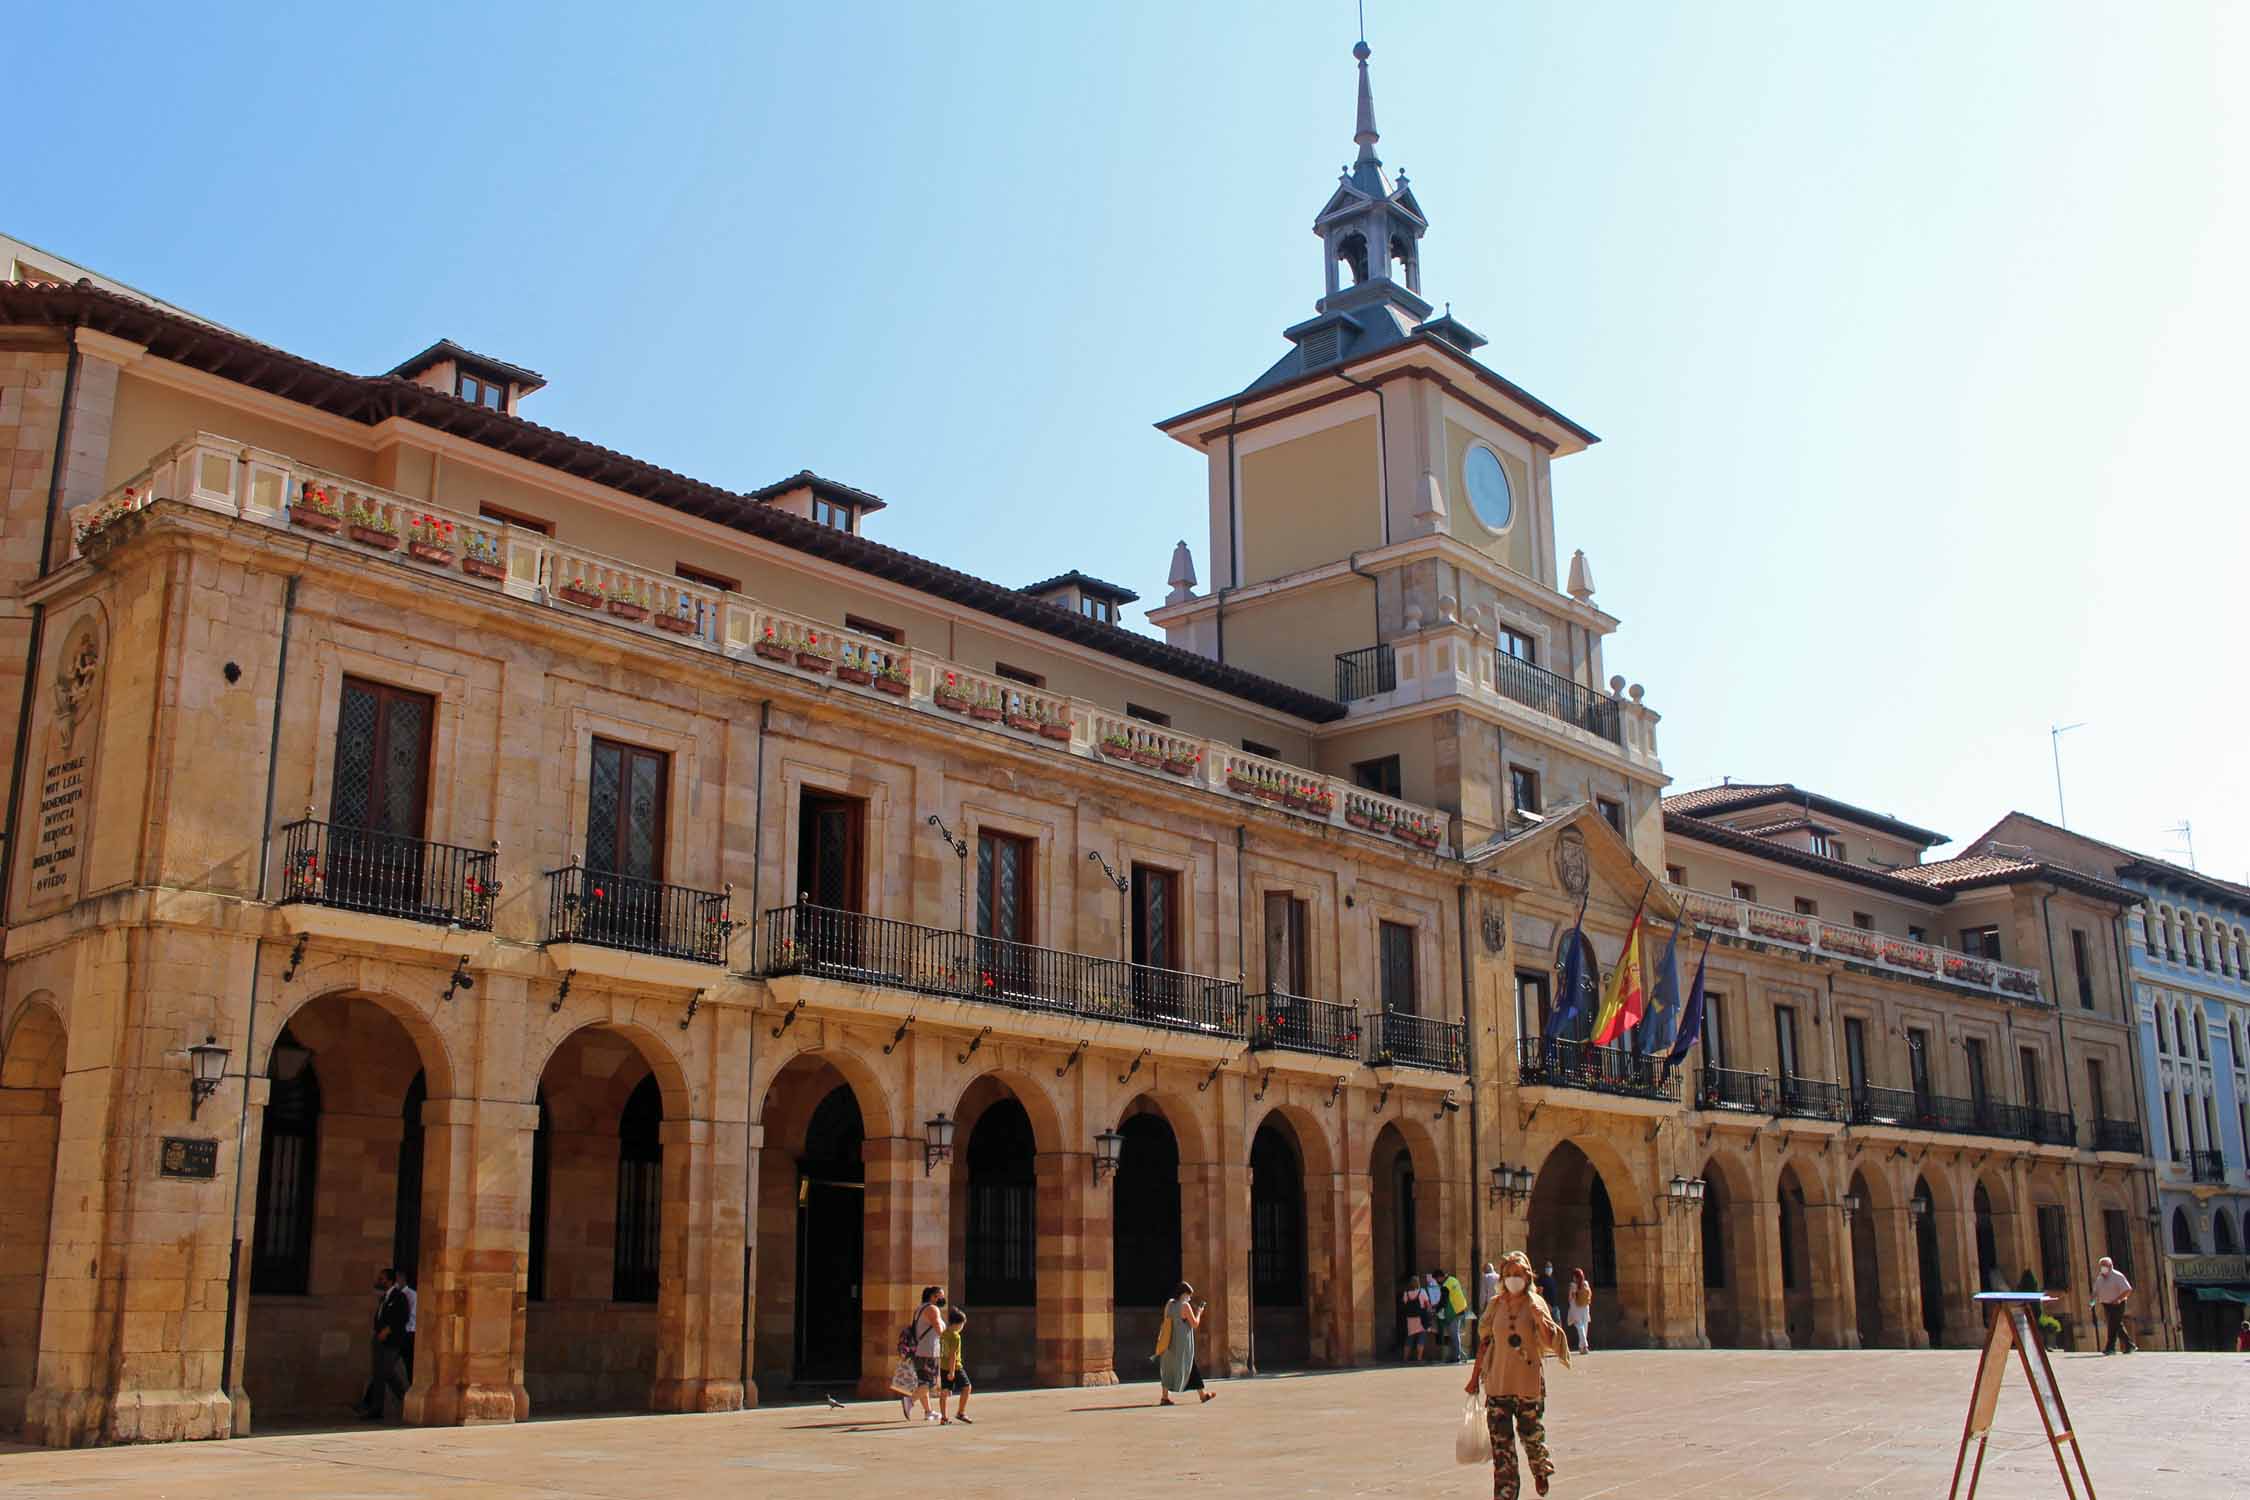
[456,372,505,410]
[812,498,855,532]
[1080,596,1113,624]
[1810,833,1846,861]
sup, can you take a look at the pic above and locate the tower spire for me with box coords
[1352,38,1380,166]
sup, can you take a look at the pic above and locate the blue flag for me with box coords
[1542,890,1592,1067]
[1641,914,1684,1056]
[1659,933,1713,1086]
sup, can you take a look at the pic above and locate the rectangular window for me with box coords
[1961,925,2002,960]
[456,371,505,409]
[1908,1028,1933,1106]
[1515,970,1550,1042]
[1773,1004,1800,1082]
[2070,929,2095,1009]
[1794,897,1818,917]
[1353,756,1402,798]
[2020,1047,2043,1112]
[1731,881,1758,904]
[1378,920,1417,1013]
[1965,1037,1990,1106]
[1853,912,1875,931]
[1908,924,1928,942]
[328,678,436,911]
[1498,627,1536,663]
[1263,892,1310,997]
[1597,796,1624,833]
[1131,864,1179,971]
[811,497,855,532]
[2037,1204,2070,1291]
[1703,995,1727,1068]
[992,662,1045,688]
[2164,1089,2179,1160]
[1080,596,1114,623]
[2102,1208,2134,1279]
[976,830,1034,944]
[2085,1057,2107,1120]
[1124,703,1171,727]
[587,739,668,880]
[1845,1017,1869,1099]
[1666,864,1686,886]
[676,562,740,595]
[844,614,903,645]
[1243,738,1278,759]
[1810,833,1844,860]
[478,502,552,536]
[1509,765,1541,815]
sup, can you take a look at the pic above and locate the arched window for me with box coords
[393,1070,426,1282]
[1700,1175,1726,1289]
[527,1087,552,1302]
[2195,1011,2209,1061]
[966,1099,1037,1306]
[2217,1214,2239,1256]
[613,1074,662,1303]
[252,1034,322,1294]
[2176,1009,2191,1057]
[1250,1122,1307,1307]
[2172,1206,2198,1255]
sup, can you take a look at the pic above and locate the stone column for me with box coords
[405,1097,536,1427]
[1805,1202,1857,1349]
[1935,1205,1983,1347]
[860,1135,946,1399]
[1340,1168,1375,1366]
[1739,1196,1787,1348]
[648,1116,747,1412]
[222,1081,269,1434]
[1874,1207,1925,1349]
[0,1054,65,1433]
[1179,1160,1243,1375]
[1033,1151,1116,1386]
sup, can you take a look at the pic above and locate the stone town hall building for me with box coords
[0,46,2166,1446]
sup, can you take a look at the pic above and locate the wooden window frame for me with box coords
[1352,755,1402,798]
[1378,919,1418,1014]
[1130,863,1181,971]
[587,737,671,880]
[992,662,1045,688]
[331,675,435,837]
[1243,738,1278,759]
[1124,703,1171,727]
[677,562,741,595]
[1596,796,1624,833]
[1731,881,1758,903]
[478,502,552,536]
[844,614,903,645]
[1498,626,1536,664]
[975,829,1035,945]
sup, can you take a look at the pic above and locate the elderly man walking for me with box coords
[2090,1257,2137,1355]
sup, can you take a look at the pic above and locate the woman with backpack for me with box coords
[898,1286,948,1422]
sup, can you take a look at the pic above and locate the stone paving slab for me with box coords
[0,1351,2240,1498]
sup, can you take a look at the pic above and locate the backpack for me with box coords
[898,1315,921,1357]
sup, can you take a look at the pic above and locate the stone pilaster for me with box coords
[1032,1152,1116,1385]
[1875,1207,1925,1349]
[405,1097,536,1427]
[648,1116,746,1412]
[1340,1168,1375,1365]
[860,1135,946,1399]
[1805,1202,1857,1349]
[1179,1160,1244,1374]
[1740,1197,1787,1348]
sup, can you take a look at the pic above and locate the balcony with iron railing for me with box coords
[1368,1009,1468,1074]
[1668,885,2049,1006]
[544,865,733,965]
[83,434,1457,857]
[278,817,498,929]
[1695,1064,1775,1114]
[2188,1149,2228,1184]
[1845,1085,2075,1147]
[1247,993,1363,1060]
[1517,1037,1678,1102]
[757,903,1244,1039]
[2092,1118,2144,1155]
[1776,1075,1848,1123]
[1331,641,1627,749]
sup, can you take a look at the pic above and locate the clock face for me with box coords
[1464,445,1512,531]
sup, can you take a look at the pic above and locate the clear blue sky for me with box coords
[14,2,2245,876]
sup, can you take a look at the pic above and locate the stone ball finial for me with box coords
[1629,682,1645,703]
[1608,674,1626,695]
[1354,39,1371,61]
[1404,603,1425,632]
[1437,592,1459,623]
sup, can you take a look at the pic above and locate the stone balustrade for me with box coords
[74,433,1456,855]
[1668,883,2048,1005]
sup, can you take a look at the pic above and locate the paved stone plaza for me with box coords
[0,1350,2238,1499]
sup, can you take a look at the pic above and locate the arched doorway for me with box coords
[1973,1184,1999,1291]
[1370,1121,1421,1361]
[1696,1157,1757,1347]
[951,1082,1038,1386]
[2213,1214,2237,1256]
[2170,1207,2196,1254]
[0,1001,65,1434]
[1775,1166,1812,1348]
[753,1054,873,1398]
[1913,1178,1945,1346]
[244,995,441,1423]
[523,1025,678,1412]
[1848,1171,1883,1347]
[1251,1116,1309,1368]
[1527,1141,1643,1348]
[1112,1104,1183,1365]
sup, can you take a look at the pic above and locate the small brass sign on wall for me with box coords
[160,1137,218,1180]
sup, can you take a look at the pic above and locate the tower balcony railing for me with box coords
[756,903,1244,1040]
[1517,1037,1678,1101]
[1668,884,2049,1006]
[1367,1009,1467,1074]
[2092,1118,2143,1155]
[2188,1149,2228,1183]
[83,433,1460,858]
[543,865,732,965]
[1492,652,1623,744]
[1334,643,1397,702]
[277,817,497,929]
[1246,993,1363,1059]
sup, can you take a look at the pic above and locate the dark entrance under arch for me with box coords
[1973,1184,1999,1292]
[794,1084,865,1384]
[1370,1123,1418,1360]
[1848,1171,1882,1346]
[1112,1109,1182,1365]
[1914,1178,1944,1346]
[1527,1142,1629,1348]
[1251,1118,1308,1368]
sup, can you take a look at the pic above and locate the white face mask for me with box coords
[1503,1276,1528,1295]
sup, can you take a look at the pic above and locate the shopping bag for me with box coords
[1455,1395,1491,1465]
[888,1356,919,1396]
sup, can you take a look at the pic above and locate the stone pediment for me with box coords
[1467,801,1681,924]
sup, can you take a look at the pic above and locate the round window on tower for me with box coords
[1463,444,1512,532]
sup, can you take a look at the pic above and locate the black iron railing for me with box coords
[1695,1065,1774,1113]
[2019,1106,2077,1148]
[1335,644,1397,703]
[1369,1009,1467,1072]
[2093,1118,2143,1154]
[1845,1085,2073,1146]
[1518,1037,1678,1100]
[1777,1076,1848,1123]
[544,865,732,964]
[1493,653,1622,744]
[1248,993,1363,1059]
[757,904,1243,1039]
[278,817,498,929]
[2189,1149,2228,1183]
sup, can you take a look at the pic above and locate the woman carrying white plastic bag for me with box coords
[1455,1394,1492,1464]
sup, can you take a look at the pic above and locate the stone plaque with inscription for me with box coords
[159,1137,218,1180]
[22,608,103,915]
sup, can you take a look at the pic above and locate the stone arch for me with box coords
[1695,1151,1758,1348]
[2171,1206,2197,1254]
[949,1073,1047,1385]
[267,983,456,1102]
[1111,1097,1186,1362]
[1910,1174,1957,1346]
[1246,1100,1340,1181]
[751,1050,875,1395]
[1973,1168,2020,1292]
[1248,1109,1321,1368]
[523,1015,691,1123]
[1114,1085,1212,1170]
[1369,1119,1429,1360]
[1773,1160,1817,1347]
[754,1040,897,1142]
[0,995,65,1433]
[1846,1167,1889,1347]
[1526,1137,1654,1348]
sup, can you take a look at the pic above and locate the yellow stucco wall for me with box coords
[1238,415,1378,585]
[1443,418,1533,576]
[1210,577,1370,701]
[108,375,372,490]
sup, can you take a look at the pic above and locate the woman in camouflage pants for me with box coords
[1464,1250,1570,1500]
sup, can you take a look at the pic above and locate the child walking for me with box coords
[938,1306,973,1424]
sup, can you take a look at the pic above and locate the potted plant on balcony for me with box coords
[1345,799,1374,830]
[834,647,875,686]
[965,689,1001,721]
[1003,701,1042,733]
[1368,803,1395,835]
[461,529,506,580]
[461,873,500,928]
[346,500,401,550]
[284,846,323,901]
[606,582,651,622]
[874,659,911,697]
[74,487,148,559]
[1099,730,1136,762]
[1129,742,1163,770]
[1160,748,1198,777]
[933,672,972,712]
[1225,766,1258,794]
[753,624,795,664]
[653,598,697,635]
[406,514,456,565]
[1037,706,1072,741]
[795,631,837,673]
[288,483,343,534]
[557,576,604,610]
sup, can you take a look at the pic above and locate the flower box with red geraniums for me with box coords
[346,501,401,550]
[753,627,794,663]
[288,484,343,534]
[795,632,836,673]
[933,674,972,712]
[461,531,506,580]
[1225,771,1259,795]
[835,652,874,685]
[1345,806,1373,830]
[461,874,501,929]
[966,697,1001,721]
[556,579,604,610]
[1880,939,1937,973]
[874,663,911,696]
[406,514,456,565]
[1129,747,1162,769]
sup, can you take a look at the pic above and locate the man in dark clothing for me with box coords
[354,1268,411,1419]
[1536,1261,1559,1312]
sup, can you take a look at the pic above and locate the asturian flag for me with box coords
[1588,886,1650,1047]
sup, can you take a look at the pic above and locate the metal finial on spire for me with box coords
[1353,36,1379,164]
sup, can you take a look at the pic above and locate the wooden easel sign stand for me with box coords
[1947,1291,2096,1500]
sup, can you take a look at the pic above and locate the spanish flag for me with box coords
[1589,888,1650,1047]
